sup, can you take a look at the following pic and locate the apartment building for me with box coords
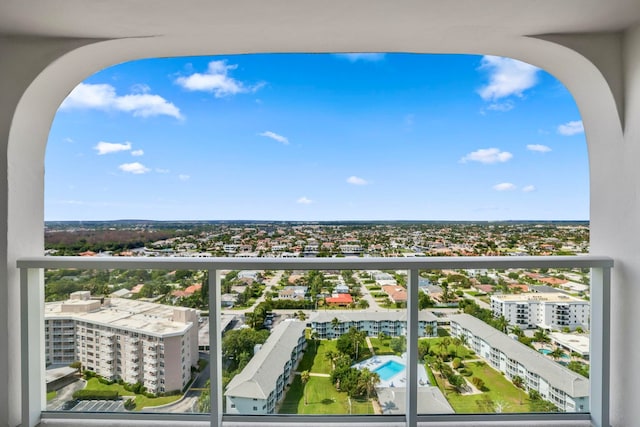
[225,320,306,414]
[491,293,589,330]
[449,314,589,412]
[311,310,438,339]
[44,291,199,394]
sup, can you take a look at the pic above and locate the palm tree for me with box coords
[310,329,319,351]
[510,325,524,338]
[512,375,525,389]
[325,350,338,369]
[352,329,366,360]
[358,368,380,399]
[550,347,566,361]
[300,370,311,405]
[331,317,340,338]
[426,324,435,337]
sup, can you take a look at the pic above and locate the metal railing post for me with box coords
[406,268,418,427]
[590,266,611,427]
[208,269,223,427]
[21,267,44,427]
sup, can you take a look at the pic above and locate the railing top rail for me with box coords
[17,255,613,270]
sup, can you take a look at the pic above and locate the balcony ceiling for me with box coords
[1,0,639,46]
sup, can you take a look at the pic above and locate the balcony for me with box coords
[18,255,611,427]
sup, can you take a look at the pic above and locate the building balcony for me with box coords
[18,255,612,427]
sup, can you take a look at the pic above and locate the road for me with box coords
[463,291,491,309]
[221,270,283,315]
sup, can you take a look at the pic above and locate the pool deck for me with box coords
[352,355,430,388]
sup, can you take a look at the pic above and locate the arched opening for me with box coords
[3,34,625,427]
[39,52,594,417]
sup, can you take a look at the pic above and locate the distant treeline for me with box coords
[45,229,178,254]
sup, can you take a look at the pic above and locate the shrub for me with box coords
[452,357,462,369]
[98,377,114,385]
[471,376,485,390]
[73,390,119,400]
[124,398,136,410]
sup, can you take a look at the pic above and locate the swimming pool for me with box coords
[538,348,570,359]
[373,360,405,381]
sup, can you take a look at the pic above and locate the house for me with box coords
[278,286,308,300]
[325,293,353,306]
[381,284,407,303]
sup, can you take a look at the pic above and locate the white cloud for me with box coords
[131,149,144,156]
[527,144,552,153]
[94,141,132,155]
[522,185,536,192]
[493,182,516,191]
[178,174,190,181]
[64,137,74,143]
[131,83,151,94]
[155,168,170,174]
[477,56,539,101]
[60,83,182,119]
[175,60,264,97]
[336,53,386,62]
[557,120,584,136]
[118,162,150,174]
[486,101,515,112]
[460,148,513,164]
[346,176,369,186]
[259,131,289,145]
[297,197,313,205]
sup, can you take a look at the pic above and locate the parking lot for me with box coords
[63,399,126,412]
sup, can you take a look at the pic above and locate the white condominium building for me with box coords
[449,314,589,412]
[490,292,589,330]
[310,310,438,339]
[225,320,306,414]
[45,291,199,394]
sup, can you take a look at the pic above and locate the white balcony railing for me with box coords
[19,255,612,427]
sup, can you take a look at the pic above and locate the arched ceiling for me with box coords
[1,0,639,45]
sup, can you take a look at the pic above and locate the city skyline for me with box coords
[46,53,588,221]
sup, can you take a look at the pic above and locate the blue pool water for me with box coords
[373,360,405,381]
[538,348,570,359]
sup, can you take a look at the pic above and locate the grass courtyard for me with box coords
[278,375,374,415]
[432,361,529,413]
[84,378,181,410]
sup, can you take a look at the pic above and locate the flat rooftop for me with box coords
[492,292,585,303]
[45,297,194,337]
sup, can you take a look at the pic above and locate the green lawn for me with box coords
[46,390,57,401]
[433,361,529,413]
[279,375,374,414]
[368,337,394,355]
[300,340,338,374]
[84,378,181,410]
[423,337,472,359]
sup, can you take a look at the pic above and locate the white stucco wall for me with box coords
[0,21,638,426]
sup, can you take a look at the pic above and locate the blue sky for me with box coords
[46,53,588,221]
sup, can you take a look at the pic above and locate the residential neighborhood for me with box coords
[42,221,592,416]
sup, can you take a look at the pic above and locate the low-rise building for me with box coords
[324,293,353,307]
[449,314,589,412]
[490,292,589,330]
[278,286,307,300]
[311,311,438,339]
[225,320,306,414]
[45,291,198,394]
